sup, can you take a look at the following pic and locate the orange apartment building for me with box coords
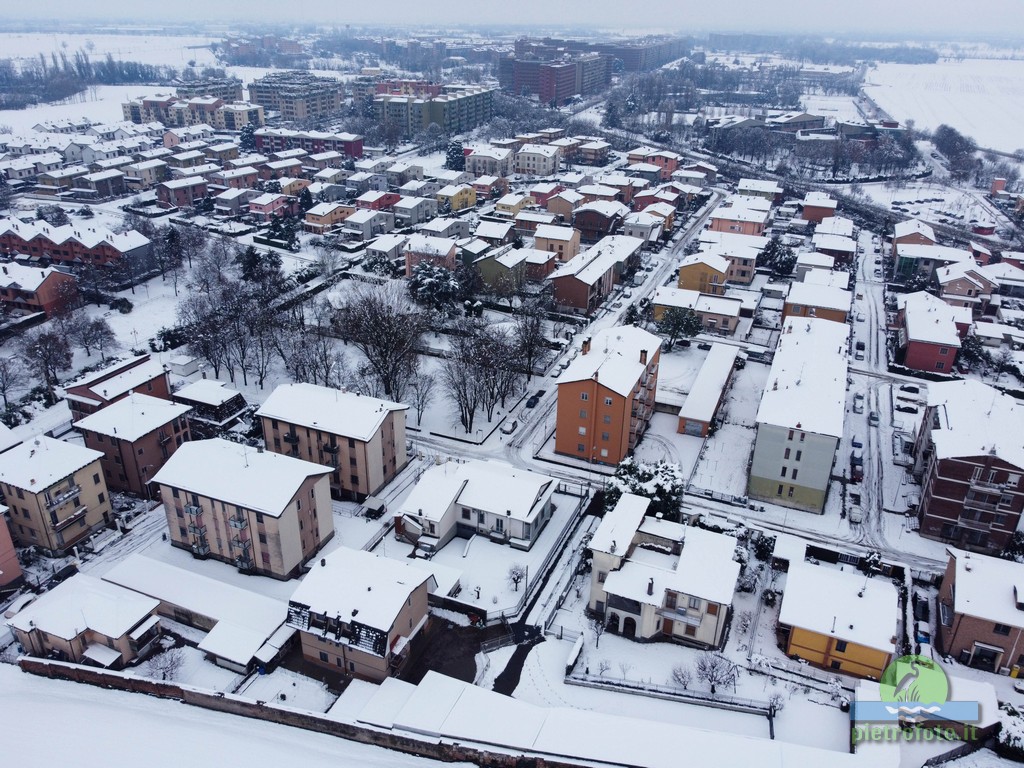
[151,437,334,580]
[0,508,24,589]
[709,206,768,236]
[75,393,192,498]
[0,262,78,317]
[555,325,661,465]
[256,382,408,501]
[782,282,852,325]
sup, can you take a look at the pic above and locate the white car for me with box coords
[856,312,866,323]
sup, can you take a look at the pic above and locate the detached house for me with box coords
[572,200,629,243]
[152,438,334,580]
[533,224,581,262]
[895,292,970,373]
[404,233,459,276]
[287,547,434,682]
[677,252,729,296]
[589,494,740,648]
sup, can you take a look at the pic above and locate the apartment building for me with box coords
[533,224,581,262]
[0,262,77,317]
[248,72,343,120]
[75,393,192,498]
[748,318,849,514]
[555,325,661,464]
[253,127,363,160]
[0,217,151,270]
[0,436,111,555]
[677,252,729,295]
[256,383,408,502]
[465,147,514,178]
[151,438,334,579]
[373,86,495,138]
[515,144,560,177]
[62,354,172,422]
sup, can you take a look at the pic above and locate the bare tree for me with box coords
[513,300,547,382]
[671,665,693,689]
[313,241,341,276]
[768,692,786,716]
[590,615,607,649]
[336,284,426,401]
[507,563,527,592]
[618,661,634,680]
[178,224,209,269]
[21,329,72,401]
[0,357,27,410]
[68,317,118,361]
[177,292,231,379]
[596,658,611,677]
[441,330,482,434]
[147,647,185,681]
[695,652,739,695]
[408,371,436,425]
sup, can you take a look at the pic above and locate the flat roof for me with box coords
[678,344,739,424]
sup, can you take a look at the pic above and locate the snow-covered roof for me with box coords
[75,392,190,442]
[0,434,101,492]
[517,143,559,158]
[711,206,768,224]
[698,231,768,255]
[737,178,782,195]
[814,215,855,238]
[0,262,66,292]
[935,261,991,289]
[549,235,642,286]
[801,191,837,209]
[811,233,857,253]
[897,291,965,347]
[803,269,851,290]
[474,220,513,240]
[7,574,157,641]
[926,380,1024,468]
[256,382,406,443]
[679,251,730,275]
[149,438,331,517]
[780,563,897,654]
[557,325,661,397]
[173,379,242,408]
[894,218,935,242]
[796,251,835,270]
[0,217,150,253]
[393,196,433,210]
[290,547,434,635]
[982,262,1024,290]
[102,555,288,667]
[589,493,649,555]
[896,243,971,265]
[946,548,1024,628]
[678,344,739,424]
[756,317,849,438]
[577,184,618,198]
[367,233,409,253]
[652,286,742,318]
[404,233,456,256]
[533,224,576,242]
[786,281,852,313]
[573,200,629,219]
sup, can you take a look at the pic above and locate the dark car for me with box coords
[697,342,712,351]
[525,396,540,409]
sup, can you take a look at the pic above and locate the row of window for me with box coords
[580,393,615,405]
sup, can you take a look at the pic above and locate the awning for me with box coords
[129,615,160,642]
[82,643,121,667]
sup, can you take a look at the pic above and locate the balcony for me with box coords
[235,556,254,571]
[282,432,300,445]
[184,504,202,518]
[158,431,172,445]
[53,505,89,531]
[187,523,207,537]
[656,607,702,626]
[231,536,251,552]
[322,442,339,454]
[227,515,248,530]
[970,477,1005,493]
[45,484,81,510]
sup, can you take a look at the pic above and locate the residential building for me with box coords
[937,549,1024,672]
[0,436,111,555]
[677,252,729,295]
[782,282,852,324]
[622,211,664,247]
[356,191,401,212]
[256,382,408,501]
[419,217,470,240]
[404,234,459,276]
[8,574,160,669]
[572,200,629,243]
[651,287,743,335]
[79,169,126,198]
[75,393,192,498]
[515,144,560,177]
[0,263,77,317]
[533,224,581,262]
[709,204,769,237]
[737,178,783,202]
[393,197,438,227]
[436,184,476,212]
[173,380,248,431]
[474,220,515,247]
[515,210,557,236]
[529,182,565,207]
[0,510,23,589]
[248,72,344,120]
[494,193,535,219]
[801,191,838,223]
[253,127,363,160]
[247,193,297,222]
[156,177,208,209]
[474,246,527,291]
[778,563,897,679]
[895,292,970,373]
[589,495,740,648]
[209,166,259,190]
[152,438,334,579]
[62,354,171,422]
[342,209,395,241]
[676,344,739,437]
[555,325,661,464]
[0,217,151,270]
[748,318,849,513]
[811,233,858,265]
[373,86,494,138]
[891,218,937,260]
[546,190,585,220]
[365,234,408,274]
[303,202,355,234]
[287,547,434,682]
[934,261,997,315]
[914,380,1024,553]
[465,147,514,178]
[547,235,643,313]
[395,459,557,551]
[123,159,168,191]
[794,251,835,279]
[122,94,264,130]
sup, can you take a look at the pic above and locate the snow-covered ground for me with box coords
[236,666,337,712]
[800,94,865,124]
[0,32,220,69]
[863,59,1024,153]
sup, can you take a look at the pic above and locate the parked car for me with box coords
[852,435,864,448]
[899,384,920,394]
[873,269,883,279]
[868,410,880,427]
[855,350,865,361]
[849,506,864,524]
[697,342,712,351]
[855,341,866,351]
[499,420,518,435]
[853,393,865,414]
[856,312,866,323]
[525,396,540,409]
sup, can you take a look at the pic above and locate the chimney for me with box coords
[647,578,654,596]
[581,337,592,355]
[639,349,648,365]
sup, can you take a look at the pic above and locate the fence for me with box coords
[565,673,770,716]
[479,632,516,655]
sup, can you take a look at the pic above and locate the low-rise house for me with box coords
[474,246,526,291]
[75,393,191,498]
[303,202,354,234]
[737,178,783,202]
[472,175,508,201]
[748,318,849,513]
[709,203,769,237]
[393,196,438,227]
[356,190,401,212]
[365,234,409,274]
[622,211,664,247]
[891,218,937,260]
[533,224,581,262]
[682,161,718,184]
[546,190,584,220]
[812,233,858,265]
[778,563,897,679]
[341,209,395,241]
[399,179,440,198]
[173,380,247,430]
[494,192,535,219]
[0,263,77,317]
[466,146,514,178]
[419,216,470,240]
[676,344,739,437]
[152,437,334,579]
[436,183,476,212]
[404,233,458,276]
[213,187,260,216]
[248,193,297,222]
[123,159,168,191]
[937,548,1024,672]
[896,292,970,373]
[395,459,556,551]
[156,177,208,209]
[256,382,408,502]
[677,251,729,295]
[8,574,160,669]
[794,251,835,279]
[589,494,739,647]
[515,143,560,176]
[914,381,1024,553]
[386,161,423,187]
[529,181,565,207]
[578,139,610,165]
[62,354,171,422]
[208,165,259,190]
[287,547,434,682]
[800,191,838,223]
[0,435,111,554]
[577,183,620,204]
[651,287,743,335]
[895,243,974,280]
[0,509,23,589]
[345,171,388,195]
[474,219,516,246]
[514,210,556,235]
[555,325,660,464]
[782,282,852,324]
[79,169,125,198]
[572,200,629,243]
[934,261,997,315]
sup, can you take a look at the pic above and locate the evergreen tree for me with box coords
[445,139,465,171]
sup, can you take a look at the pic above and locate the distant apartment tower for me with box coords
[173,78,245,101]
[373,86,495,138]
[248,71,344,120]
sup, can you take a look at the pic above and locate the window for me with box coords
[830,660,842,670]
[788,487,795,498]
[784,448,791,459]
[995,623,1012,636]
[258,533,268,544]
[579,409,588,419]
[800,432,805,442]
[350,474,359,485]
[791,469,799,480]
[604,397,613,405]
[795,450,802,461]
[684,624,696,637]
[577,443,586,452]
[688,596,701,610]
[939,347,949,356]
[600,449,609,457]
[781,466,787,478]
[580,392,589,401]
[835,640,848,653]
[462,508,471,520]
[936,362,945,370]
[98,493,105,504]
[255,512,264,524]
[601,432,610,441]
[603,415,611,424]
[787,430,794,441]
[598,571,607,584]
[777,484,784,496]
[319,651,329,662]
[578,427,586,436]
[93,473,100,484]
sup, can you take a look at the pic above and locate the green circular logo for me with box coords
[879,655,949,705]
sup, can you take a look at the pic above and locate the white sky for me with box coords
[6,0,1024,39]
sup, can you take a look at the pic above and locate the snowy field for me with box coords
[863,59,1024,153]
[800,94,864,124]
[843,180,1003,231]
[0,32,221,69]
[0,665,465,768]
[0,84,161,134]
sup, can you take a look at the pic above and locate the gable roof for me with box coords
[256,382,407,442]
[557,325,660,397]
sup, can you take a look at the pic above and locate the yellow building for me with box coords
[437,183,477,212]
[494,192,535,218]
[677,251,730,295]
[778,563,897,679]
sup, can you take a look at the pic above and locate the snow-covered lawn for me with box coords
[800,94,865,124]
[236,666,337,712]
[842,180,1006,232]
[142,643,240,691]
[863,59,1024,153]
[688,422,755,497]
